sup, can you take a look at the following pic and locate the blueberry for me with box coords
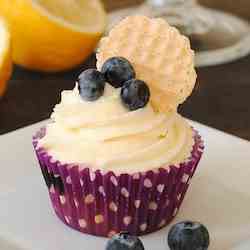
[101,57,136,88]
[168,221,210,250]
[121,79,150,111]
[106,232,144,250]
[78,69,105,101]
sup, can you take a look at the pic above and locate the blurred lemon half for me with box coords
[0,19,12,97]
[0,0,106,72]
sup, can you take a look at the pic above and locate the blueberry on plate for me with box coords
[121,79,150,111]
[78,69,105,101]
[168,221,210,250]
[106,232,144,250]
[101,57,136,88]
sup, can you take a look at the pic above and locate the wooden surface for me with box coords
[1,1,250,141]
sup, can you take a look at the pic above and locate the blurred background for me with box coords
[0,0,250,140]
[104,0,250,18]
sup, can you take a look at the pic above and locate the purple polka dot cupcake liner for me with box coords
[32,127,204,237]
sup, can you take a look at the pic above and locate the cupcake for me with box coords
[33,16,204,237]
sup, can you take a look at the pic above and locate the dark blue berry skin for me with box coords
[101,57,136,88]
[121,79,150,111]
[168,221,210,250]
[106,232,145,250]
[78,69,105,101]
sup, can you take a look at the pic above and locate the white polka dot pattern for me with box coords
[149,202,158,210]
[60,195,66,204]
[157,184,164,193]
[66,176,72,184]
[85,194,95,204]
[95,215,104,224]
[134,200,141,208]
[121,188,129,198]
[140,223,147,232]
[123,216,132,225]
[144,178,153,188]
[34,126,203,237]
[110,176,118,186]
[65,216,70,223]
[90,172,96,182]
[109,202,118,212]
[79,219,87,228]
[98,186,106,196]
[182,173,189,183]
[49,185,55,194]
[74,198,79,208]
[80,179,84,186]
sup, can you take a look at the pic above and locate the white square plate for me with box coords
[0,120,250,250]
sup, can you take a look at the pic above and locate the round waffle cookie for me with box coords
[97,16,196,112]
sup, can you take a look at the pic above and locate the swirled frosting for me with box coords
[39,84,194,174]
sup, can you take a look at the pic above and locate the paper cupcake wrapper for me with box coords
[33,127,204,237]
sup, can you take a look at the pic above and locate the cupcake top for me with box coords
[39,16,196,174]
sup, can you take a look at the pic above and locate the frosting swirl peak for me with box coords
[39,84,194,173]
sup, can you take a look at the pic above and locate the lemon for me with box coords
[0,19,12,97]
[0,0,106,72]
